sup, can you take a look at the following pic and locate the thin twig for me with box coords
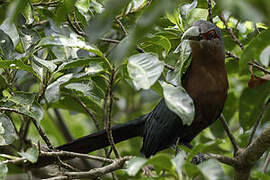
[2,157,26,164]
[73,96,100,130]
[248,62,270,75]
[40,150,114,163]
[207,0,213,23]
[31,118,54,150]
[219,13,244,50]
[164,64,175,71]
[100,38,121,44]
[115,18,128,36]
[106,68,120,158]
[53,109,73,142]
[263,152,270,173]
[220,114,239,153]
[248,98,270,146]
[225,51,240,60]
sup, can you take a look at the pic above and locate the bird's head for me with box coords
[182,20,225,63]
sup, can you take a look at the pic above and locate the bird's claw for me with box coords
[191,152,206,165]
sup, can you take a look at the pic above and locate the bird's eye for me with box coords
[206,30,218,40]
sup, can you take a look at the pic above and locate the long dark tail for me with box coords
[56,115,146,153]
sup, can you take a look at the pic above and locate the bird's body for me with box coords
[57,20,228,158]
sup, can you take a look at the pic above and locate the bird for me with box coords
[56,20,228,158]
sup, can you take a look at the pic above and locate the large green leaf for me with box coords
[127,53,164,90]
[0,59,36,77]
[37,35,104,58]
[31,55,57,73]
[240,29,270,75]
[198,159,229,180]
[18,146,39,163]
[239,83,270,130]
[0,30,14,59]
[161,81,195,125]
[0,114,17,146]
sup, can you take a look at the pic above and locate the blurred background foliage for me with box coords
[0,0,269,179]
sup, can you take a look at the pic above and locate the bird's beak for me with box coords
[181,26,200,41]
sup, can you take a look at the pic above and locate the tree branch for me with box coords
[225,51,240,60]
[248,98,270,145]
[219,114,239,153]
[207,0,213,23]
[219,13,244,50]
[105,68,120,158]
[43,156,132,180]
[248,62,270,75]
[73,96,100,130]
[205,153,237,167]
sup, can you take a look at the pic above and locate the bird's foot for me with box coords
[191,152,206,165]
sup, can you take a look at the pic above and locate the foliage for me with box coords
[0,0,269,179]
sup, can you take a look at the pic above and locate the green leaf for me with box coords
[0,19,19,48]
[18,146,39,163]
[0,163,8,180]
[17,102,44,123]
[0,114,17,146]
[146,154,173,172]
[240,29,270,75]
[58,58,103,71]
[127,53,164,90]
[85,0,130,43]
[0,60,36,77]
[8,91,35,106]
[126,157,147,176]
[171,151,186,177]
[32,56,57,73]
[55,0,76,23]
[110,0,177,62]
[260,45,270,67]
[0,75,8,90]
[239,83,270,130]
[37,35,104,58]
[187,8,208,26]
[142,35,172,55]
[0,29,14,59]
[160,81,195,125]
[45,74,74,103]
[198,159,229,180]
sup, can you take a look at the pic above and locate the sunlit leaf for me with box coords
[0,114,17,146]
[32,56,57,73]
[260,45,270,67]
[8,91,35,106]
[127,53,164,90]
[0,163,8,180]
[18,146,39,163]
[240,29,270,75]
[0,60,36,77]
[0,29,14,59]
[161,81,195,125]
[198,159,229,180]
[126,157,147,176]
[37,35,104,58]
[172,151,186,177]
